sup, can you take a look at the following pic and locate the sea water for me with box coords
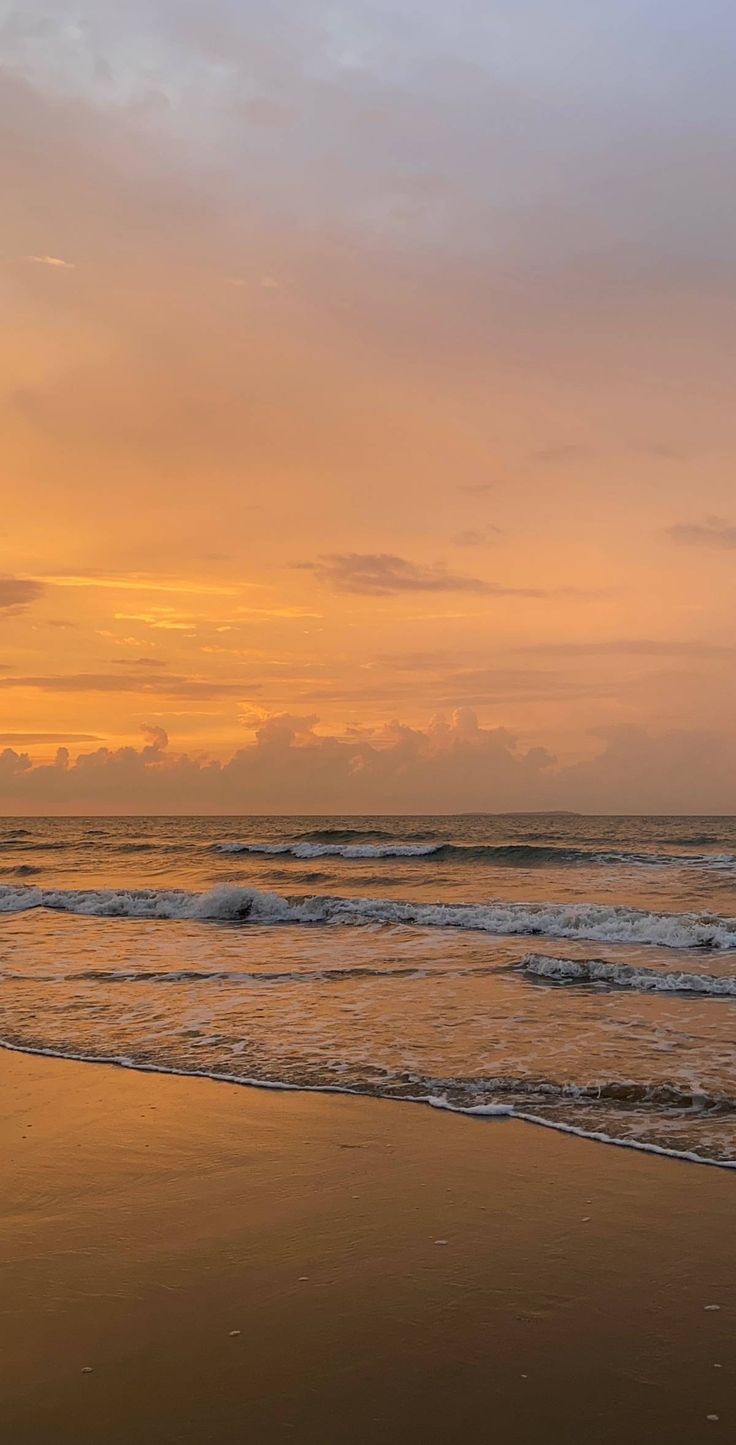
[1,813,736,1165]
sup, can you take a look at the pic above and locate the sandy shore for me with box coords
[0,1048,733,1443]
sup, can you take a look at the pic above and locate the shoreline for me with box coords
[2,1047,734,1443]
[1,1035,734,1172]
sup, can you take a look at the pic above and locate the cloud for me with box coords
[561,725,736,814]
[0,576,44,611]
[296,666,611,709]
[0,672,257,698]
[667,516,736,550]
[2,710,736,814]
[451,527,502,547]
[531,444,590,466]
[0,709,555,812]
[250,712,320,747]
[297,553,538,597]
[2,2,736,786]
[515,639,736,659]
[47,573,240,596]
[140,723,169,751]
[25,254,74,268]
[238,97,294,128]
[377,650,468,672]
[429,667,611,704]
[111,657,169,667]
[0,733,102,744]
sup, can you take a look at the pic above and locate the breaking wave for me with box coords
[216,840,442,858]
[519,953,736,995]
[214,839,736,869]
[3,882,736,949]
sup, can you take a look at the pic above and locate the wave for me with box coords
[213,839,736,869]
[3,882,736,948]
[0,1034,734,1169]
[2,963,487,985]
[293,827,400,844]
[430,1074,736,1114]
[215,841,442,859]
[519,953,736,996]
[0,837,173,855]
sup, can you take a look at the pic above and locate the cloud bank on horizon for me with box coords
[2,712,735,816]
[2,1,735,811]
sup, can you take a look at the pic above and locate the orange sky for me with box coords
[2,2,736,811]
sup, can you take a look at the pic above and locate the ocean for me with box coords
[1,814,736,1167]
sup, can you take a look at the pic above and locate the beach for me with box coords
[1,1047,733,1444]
[7,0,736,1434]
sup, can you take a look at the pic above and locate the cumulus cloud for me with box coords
[140,723,169,752]
[297,553,537,597]
[0,709,553,813]
[2,710,735,814]
[667,516,736,549]
[0,576,44,611]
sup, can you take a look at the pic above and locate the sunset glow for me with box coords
[3,1,736,811]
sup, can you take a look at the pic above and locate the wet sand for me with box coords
[0,1048,733,1444]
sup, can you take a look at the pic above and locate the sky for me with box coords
[2,0,736,813]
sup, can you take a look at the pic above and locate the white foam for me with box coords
[216,842,442,858]
[520,953,736,995]
[424,1093,736,1169]
[214,840,736,870]
[0,883,293,923]
[1,1035,734,1171]
[3,883,736,949]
